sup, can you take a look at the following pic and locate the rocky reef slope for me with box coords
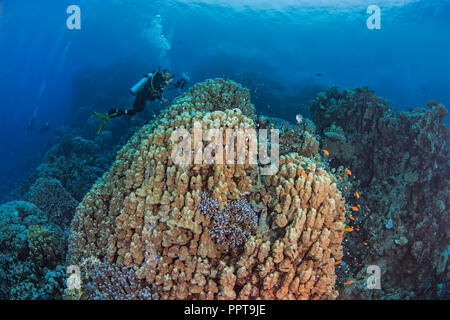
[310,87,449,299]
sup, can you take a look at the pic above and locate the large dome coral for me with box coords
[67,79,346,300]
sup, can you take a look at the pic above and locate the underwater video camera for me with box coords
[130,73,153,96]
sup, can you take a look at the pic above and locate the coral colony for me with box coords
[199,192,259,248]
[84,262,157,300]
[67,80,348,300]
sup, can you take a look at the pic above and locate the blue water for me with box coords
[0,0,449,191]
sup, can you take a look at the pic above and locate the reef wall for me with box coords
[310,87,449,299]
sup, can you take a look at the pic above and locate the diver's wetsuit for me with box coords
[108,71,166,117]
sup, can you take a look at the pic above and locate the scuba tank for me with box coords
[130,73,153,96]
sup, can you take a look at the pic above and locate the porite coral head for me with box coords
[67,79,346,300]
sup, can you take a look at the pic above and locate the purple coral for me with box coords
[199,192,259,248]
[198,192,219,215]
[84,262,157,300]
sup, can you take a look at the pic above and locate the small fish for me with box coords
[268,289,275,298]
[343,280,355,285]
[334,260,342,266]
[296,114,303,124]
[338,175,342,180]
[300,171,308,178]
[363,242,368,246]
[354,192,360,199]
[350,206,359,211]
[369,215,373,219]
[322,149,330,156]
[344,228,354,232]
[315,73,323,77]
[346,168,352,175]
[337,233,342,238]
[349,215,355,221]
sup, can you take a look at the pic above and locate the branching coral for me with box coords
[0,201,66,299]
[26,225,58,268]
[84,262,158,300]
[25,178,78,228]
[199,192,259,248]
[20,134,114,202]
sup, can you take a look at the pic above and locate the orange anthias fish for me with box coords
[343,280,355,285]
[334,260,342,266]
[344,228,354,232]
[300,171,308,178]
[346,168,352,175]
[322,149,330,156]
[338,175,342,180]
[354,192,360,199]
[349,215,355,221]
[350,206,359,211]
[268,289,275,298]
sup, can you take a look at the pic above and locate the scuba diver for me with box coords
[93,68,187,135]
[26,116,35,136]
[39,122,51,134]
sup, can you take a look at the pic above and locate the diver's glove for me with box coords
[168,78,187,90]
[107,108,124,117]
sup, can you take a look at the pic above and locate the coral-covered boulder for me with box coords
[67,79,345,300]
[0,201,66,299]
